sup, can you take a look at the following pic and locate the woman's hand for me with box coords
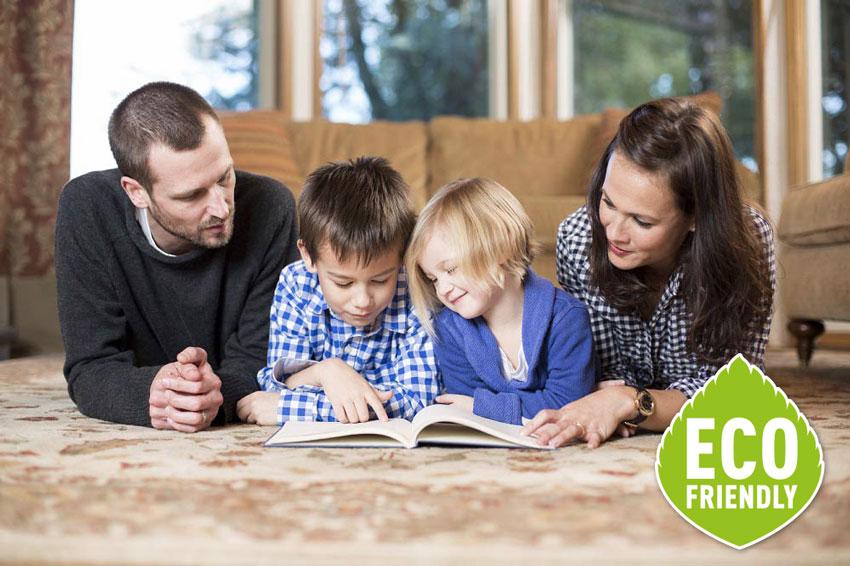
[521,386,637,448]
[595,379,637,439]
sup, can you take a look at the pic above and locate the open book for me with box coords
[264,403,550,449]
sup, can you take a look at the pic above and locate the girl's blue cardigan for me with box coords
[434,269,596,424]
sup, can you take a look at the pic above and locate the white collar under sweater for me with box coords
[135,208,178,258]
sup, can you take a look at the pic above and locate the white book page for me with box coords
[264,418,415,448]
[265,434,412,449]
[411,404,549,450]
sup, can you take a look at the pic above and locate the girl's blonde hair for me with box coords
[405,177,540,335]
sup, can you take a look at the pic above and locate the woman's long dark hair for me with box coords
[587,98,771,363]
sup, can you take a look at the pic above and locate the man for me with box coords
[55,82,298,431]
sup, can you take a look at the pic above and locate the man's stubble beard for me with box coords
[148,201,235,250]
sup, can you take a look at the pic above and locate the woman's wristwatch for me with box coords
[623,387,656,429]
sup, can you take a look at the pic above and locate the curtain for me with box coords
[0,0,73,347]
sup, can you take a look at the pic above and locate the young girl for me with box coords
[405,178,596,425]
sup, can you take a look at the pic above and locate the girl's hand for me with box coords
[521,386,636,448]
[435,393,474,413]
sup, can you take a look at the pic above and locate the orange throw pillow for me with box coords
[218,110,303,195]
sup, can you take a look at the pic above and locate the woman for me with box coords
[523,97,775,448]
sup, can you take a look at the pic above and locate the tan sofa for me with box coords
[778,156,850,365]
[219,95,758,286]
[5,96,759,355]
[220,111,600,283]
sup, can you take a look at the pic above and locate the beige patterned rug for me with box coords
[1,350,848,564]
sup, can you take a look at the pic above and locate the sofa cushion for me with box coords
[780,242,850,320]
[779,175,850,246]
[286,120,429,209]
[218,111,303,195]
[513,195,587,285]
[516,195,586,249]
[428,115,602,199]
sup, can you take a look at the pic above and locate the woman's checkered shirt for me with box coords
[555,205,775,397]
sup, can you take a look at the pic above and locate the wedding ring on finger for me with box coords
[573,422,587,437]
[201,410,208,425]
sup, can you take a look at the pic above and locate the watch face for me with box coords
[637,390,655,415]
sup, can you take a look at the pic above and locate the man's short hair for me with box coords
[298,156,416,266]
[108,81,219,191]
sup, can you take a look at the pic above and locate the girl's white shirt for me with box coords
[499,342,528,383]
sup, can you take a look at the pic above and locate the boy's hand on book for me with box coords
[236,391,279,425]
[435,394,473,413]
[319,359,393,423]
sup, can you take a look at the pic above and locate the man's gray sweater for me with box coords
[55,169,298,426]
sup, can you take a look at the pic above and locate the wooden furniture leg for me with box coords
[787,319,825,367]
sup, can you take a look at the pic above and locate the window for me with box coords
[70,0,263,177]
[320,0,491,122]
[571,0,756,170]
[821,0,850,177]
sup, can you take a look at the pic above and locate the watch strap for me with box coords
[623,387,654,428]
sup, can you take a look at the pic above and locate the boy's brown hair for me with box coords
[298,156,416,266]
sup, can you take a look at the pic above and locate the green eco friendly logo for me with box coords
[656,354,824,550]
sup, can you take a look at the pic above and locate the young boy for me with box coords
[237,156,440,425]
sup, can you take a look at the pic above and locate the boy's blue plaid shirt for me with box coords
[256,260,440,424]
